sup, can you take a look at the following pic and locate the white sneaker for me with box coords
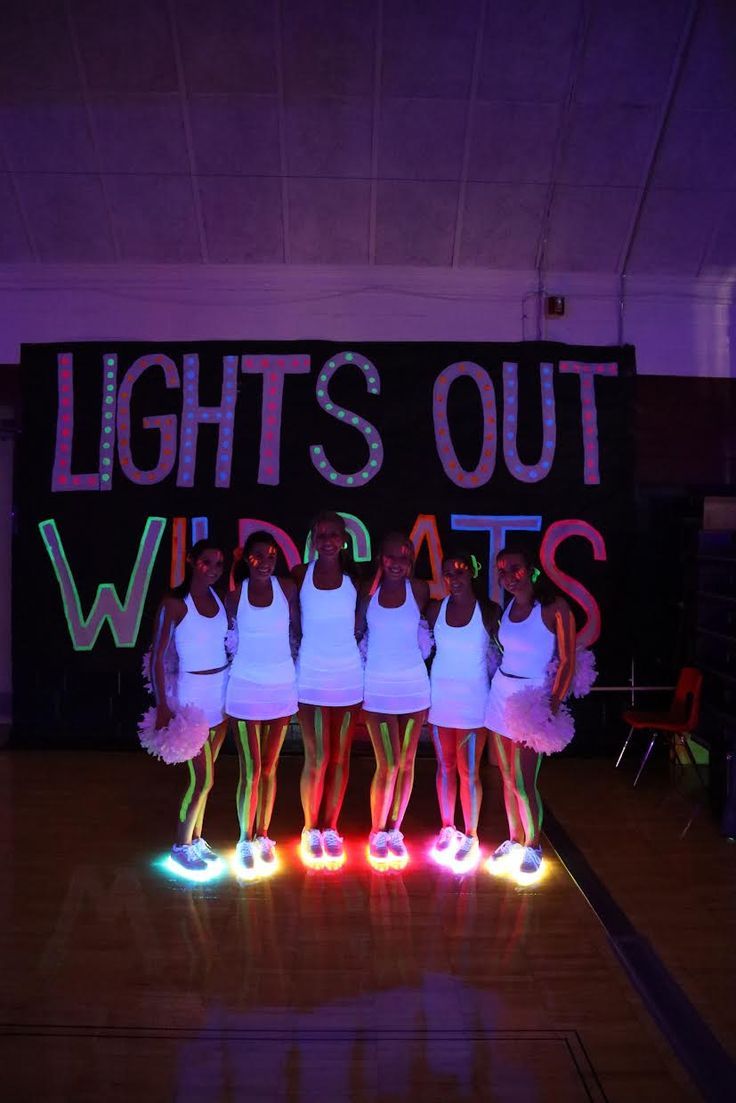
[235,839,255,872]
[516,846,544,884]
[368,830,389,861]
[170,843,208,872]
[256,836,276,864]
[486,839,523,876]
[452,834,480,870]
[321,829,345,863]
[436,825,458,853]
[192,837,219,863]
[301,827,324,865]
[387,828,408,865]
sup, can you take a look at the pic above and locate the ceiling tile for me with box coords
[282,0,376,97]
[468,102,560,183]
[189,95,280,176]
[175,0,277,94]
[382,0,481,99]
[17,172,114,261]
[285,96,371,178]
[575,0,690,105]
[72,0,178,93]
[460,182,547,268]
[379,98,466,181]
[626,188,722,274]
[105,174,201,261]
[558,103,659,186]
[478,0,583,103]
[545,185,638,271]
[0,1,80,96]
[289,179,369,262]
[0,100,97,173]
[198,176,283,262]
[651,108,736,189]
[0,175,34,261]
[677,2,736,108]
[375,181,457,265]
[92,96,189,174]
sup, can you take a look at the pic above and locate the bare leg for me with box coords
[365,712,400,832]
[457,728,487,836]
[255,717,291,837]
[388,710,426,831]
[192,721,228,840]
[234,719,262,842]
[321,707,358,830]
[298,705,330,830]
[432,725,458,827]
[512,743,543,847]
[491,733,524,844]
[175,740,213,847]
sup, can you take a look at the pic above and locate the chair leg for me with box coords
[634,733,658,787]
[680,734,708,791]
[616,726,635,769]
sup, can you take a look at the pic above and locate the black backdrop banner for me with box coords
[13,340,635,744]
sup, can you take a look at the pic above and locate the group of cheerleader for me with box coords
[143,510,578,884]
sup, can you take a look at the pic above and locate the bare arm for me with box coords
[544,598,576,712]
[481,600,501,639]
[224,582,242,626]
[411,578,430,616]
[291,561,308,593]
[425,598,442,630]
[151,597,184,728]
[281,577,302,652]
[355,587,371,641]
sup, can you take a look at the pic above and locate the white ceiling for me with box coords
[1,0,735,275]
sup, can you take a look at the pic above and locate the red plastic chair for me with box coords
[616,667,703,787]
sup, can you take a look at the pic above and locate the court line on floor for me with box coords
[544,807,736,1103]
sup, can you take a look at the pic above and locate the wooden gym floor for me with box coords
[1,747,734,1102]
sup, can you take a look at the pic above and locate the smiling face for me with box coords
[442,557,473,598]
[246,541,278,579]
[313,518,345,561]
[381,536,413,581]
[496,552,533,599]
[190,547,224,586]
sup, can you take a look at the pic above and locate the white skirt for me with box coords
[429,674,487,730]
[225,665,297,722]
[484,670,545,740]
[363,660,430,715]
[296,652,363,707]
[176,668,228,729]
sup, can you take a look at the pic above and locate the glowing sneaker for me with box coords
[386,828,408,868]
[321,829,345,868]
[301,827,324,867]
[256,836,277,865]
[516,846,543,885]
[192,837,219,863]
[486,839,523,876]
[452,833,480,873]
[170,843,208,872]
[430,825,458,866]
[235,839,256,875]
[368,829,390,868]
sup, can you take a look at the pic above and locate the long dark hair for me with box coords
[234,530,289,583]
[496,544,557,606]
[170,539,224,599]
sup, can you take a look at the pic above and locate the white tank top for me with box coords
[230,578,292,681]
[174,589,228,672]
[498,600,555,679]
[432,598,488,683]
[366,580,423,671]
[299,561,358,664]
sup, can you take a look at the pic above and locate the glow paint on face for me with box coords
[158,854,225,884]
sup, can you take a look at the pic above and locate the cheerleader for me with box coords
[427,553,500,871]
[225,532,300,874]
[149,541,229,873]
[293,511,363,868]
[485,547,575,883]
[358,532,430,868]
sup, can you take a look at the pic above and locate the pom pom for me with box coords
[141,648,153,696]
[141,642,179,701]
[418,617,434,660]
[504,685,575,755]
[224,625,239,659]
[357,631,368,665]
[138,704,210,765]
[487,639,502,678]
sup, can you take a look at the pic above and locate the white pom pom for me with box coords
[224,625,239,659]
[418,618,434,660]
[487,640,502,678]
[138,704,211,764]
[571,647,597,698]
[505,685,575,755]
